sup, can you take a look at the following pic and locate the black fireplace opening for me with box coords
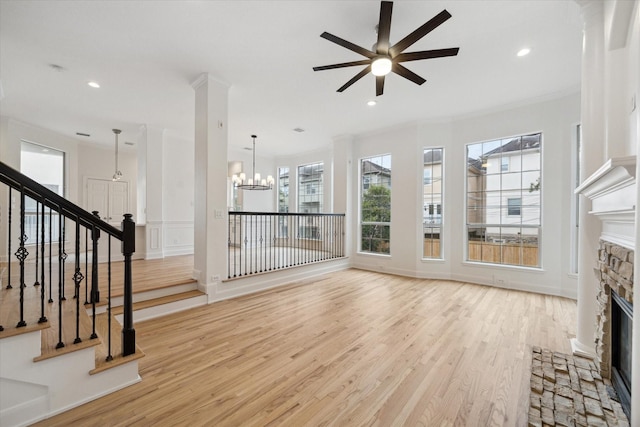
[611,290,633,420]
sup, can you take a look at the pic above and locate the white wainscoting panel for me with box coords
[163,221,194,256]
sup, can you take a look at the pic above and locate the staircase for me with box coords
[0,161,142,427]
[0,259,205,426]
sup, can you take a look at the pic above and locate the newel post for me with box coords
[121,213,136,356]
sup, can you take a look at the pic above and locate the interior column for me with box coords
[573,0,605,357]
[192,73,229,299]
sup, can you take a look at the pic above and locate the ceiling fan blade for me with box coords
[376,75,385,96]
[337,66,371,92]
[320,32,376,59]
[376,1,393,54]
[313,60,372,71]
[392,63,426,86]
[395,47,460,63]
[389,9,452,57]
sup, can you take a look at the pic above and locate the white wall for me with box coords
[347,93,580,299]
[162,133,195,256]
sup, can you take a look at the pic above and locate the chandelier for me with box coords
[232,135,274,190]
[112,128,122,181]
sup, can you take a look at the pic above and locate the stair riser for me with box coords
[115,295,207,324]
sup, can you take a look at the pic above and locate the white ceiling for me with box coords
[0,1,583,157]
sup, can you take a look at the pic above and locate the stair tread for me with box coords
[111,290,205,315]
[91,280,198,308]
[36,296,104,361]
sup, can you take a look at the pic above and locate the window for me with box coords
[360,154,391,254]
[423,148,443,259]
[20,140,65,243]
[466,133,541,267]
[277,167,289,238]
[278,167,289,213]
[501,156,509,172]
[423,169,432,185]
[297,162,323,213]
[507,198,521,216]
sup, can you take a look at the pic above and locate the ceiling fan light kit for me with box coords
[313,0,460,96]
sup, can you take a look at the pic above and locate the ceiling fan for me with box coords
[313,1,460,97]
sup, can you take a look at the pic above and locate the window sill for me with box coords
[462,260,545,273]
[356,251,391,258]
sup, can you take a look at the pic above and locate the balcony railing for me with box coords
[228,212,345,278]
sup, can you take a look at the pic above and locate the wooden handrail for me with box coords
[0,161,122,239]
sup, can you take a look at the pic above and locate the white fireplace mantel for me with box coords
[575,155,636,249]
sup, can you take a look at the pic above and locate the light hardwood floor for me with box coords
[31,269,576,426]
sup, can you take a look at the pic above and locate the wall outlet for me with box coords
[493,275,509,287]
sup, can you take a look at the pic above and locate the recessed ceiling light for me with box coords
[517,48,531,57]
[293,127,305,133]
[88,81,100,88]
[367,100,377,106]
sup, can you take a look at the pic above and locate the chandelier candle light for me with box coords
[232,135,274,190]
[112,128,123,181]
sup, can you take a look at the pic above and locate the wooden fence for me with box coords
[423,239,539,266]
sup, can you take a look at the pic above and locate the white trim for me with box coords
[574,155,636,198]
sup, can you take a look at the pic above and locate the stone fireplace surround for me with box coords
[595,240,634,378]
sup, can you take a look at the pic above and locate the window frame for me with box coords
[507,197,522,216]
[422,147,444,260]
[20,139,66,244]
[296,162,323,213]
[464,133,542,269]
[359,154,392,256]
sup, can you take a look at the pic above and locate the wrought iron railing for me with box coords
[0,161,136,358]
[228,212,345,278]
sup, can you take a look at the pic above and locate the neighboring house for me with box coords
[297,163,323,213]
[361,160,391,190]
[423,149,443,228]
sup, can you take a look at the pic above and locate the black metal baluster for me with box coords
[73,219,84,344]
[259,214,263,273]
[84,228,89,304]
[61,218,67,301]
[6,187,12,289]
[240,214,244,276]
[34,201,40,287]
[106,236,112,361]
[227,213,231,279]
[48,208,53,303]
[15,187,28,327]
[252,214,256,274]
[270,214,274,271]
[38,196,46,323]
[90,217,99,340]
[56,208,64,349]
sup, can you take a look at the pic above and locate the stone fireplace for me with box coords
[595,240,634,378]
[577,155,635,419]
